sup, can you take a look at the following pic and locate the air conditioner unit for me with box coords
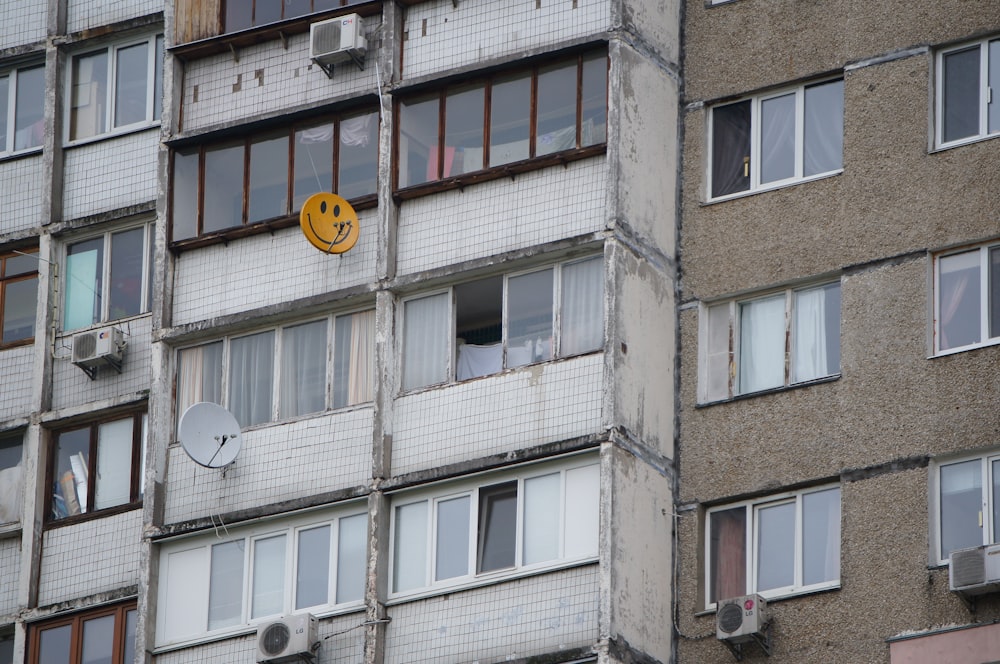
[310,13,366,72]
[256,614,319,663]
[716,594,768,644]
[950,543,1000,596]
[71,326,124,376]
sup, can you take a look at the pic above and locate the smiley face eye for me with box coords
[320,201,327,214]
[334,204,341,217]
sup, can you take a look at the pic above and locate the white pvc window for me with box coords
[936,37,1000,148]
[156,507,367,647]
[67,34,163,143]
[709,79,843,200]
[932,453,1000,565]
[706,485,841,607]
[0,63,44,154]
[934,243,1000,354]
[400,256,604,391]
[389,457,599,596]
[176,309,375,429]
[700,281,842,402]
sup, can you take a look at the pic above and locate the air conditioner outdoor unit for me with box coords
[71,326,124,376]
[310,13,366,73]
[716,594,769,644]
[256,613,319,663]
[950,543,1000,596]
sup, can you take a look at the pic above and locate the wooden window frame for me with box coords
[392,49,609,199]
[45,411,146,528]
[0,248,39,349]
[28,601,136,664]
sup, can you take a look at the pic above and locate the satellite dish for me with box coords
[178,402,243,469]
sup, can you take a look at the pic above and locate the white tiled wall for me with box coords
[0,346,34,422]
[38,509,142,606]
[0,3,46,49]
[392,354,603,476]
[396,157,606,276]
[171,216,378,326]
[180,27,382,133]
[163,407,373,524]
[385,564,598,663]
[50,315,153,412]
[0,536,20,616]
[62,130,160,221]
[66,0,163,34]
[402,0,610,80]
[0,155,45,234]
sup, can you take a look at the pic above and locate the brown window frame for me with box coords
[169,108,379,248]
[28,601,137,664]
[393,48,608,199]
[46,410,146,527]
[0,247,39,349]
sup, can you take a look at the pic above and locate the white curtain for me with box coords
[348,310,374,404]
[759,93,795,184]
[804,80,844,176]
[229,331,274,427]
[792,287,828,383]
[177,342,223,426]
[739,295,785,393]
[94,418,133,511]
[560,257,604,356]
[280,320,327,419]
[402,294,450,390]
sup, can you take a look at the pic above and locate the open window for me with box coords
[0,431,23,525]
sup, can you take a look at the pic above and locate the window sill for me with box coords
[930,337,1000,358]
[696,582,841,616]
[62,122,161,150]
[393,145,606,202]
[696,373,841,408]
[701,169,842,206]
[0,146,43,164]
[387,557,598,606]
[932,131,1000,153]
[0,522,21,539]
[45,501,142,530]
[59,312,152,340]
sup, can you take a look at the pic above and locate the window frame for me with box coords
[28,601,137,664]
[932,241,1000,355]
[175,308,375,430]
[45,410,147,527]
[930,451,1000,566]
[935,36,1000,149]
[698,280,842,403]
[154,504,367,649]
[393,49,608,197]
[706,77,844,202]
[398,256,605,393]
[704,485,842,609]
[61,222,154,332]
[387,455,600,600]
[0,61,45,156]
[0,247,39,348]
[0,430,24,527]
[64,33,163,145]
[169,108,379,245]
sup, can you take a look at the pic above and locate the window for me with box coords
[0,432,23,525]
[0,248,39,347]
[709,78,843,199]
[222,0,368,32]
[177,309,374,428]
[706,486,841,606]
[63,224,153,331]
[67,34,163,142]
[28,602,136,664]
[390,457,599,596]
[48,412,146,523]
[0,63,44,154]
[934,242,1000,354]
[401,256,604,391]
[156,506,366,646]
[700,281,841,402]
[171,109,378,242]
[932,452,1000,565]
[396,51,607,191]
[936,37,1000,147]
[0,627,11,664]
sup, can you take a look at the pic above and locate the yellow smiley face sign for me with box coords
[299,192,360,254]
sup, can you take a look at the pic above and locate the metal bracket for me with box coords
[314,52,365,79]
[722,621,772,661]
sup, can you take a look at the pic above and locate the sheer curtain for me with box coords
[738,295,785,393]
[177,342,223,425]
[229,331,274,427]
[760,93,795,184]
[402,294,450,390]
[333,310,374,408]
[280,320,326,419]
[804,80,844,176]
[939,251,980,350]
[793,287,828,383]
[802,488,841,586]
[560,257,604,356]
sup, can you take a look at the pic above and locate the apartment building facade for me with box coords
[676,1,1000,662]
[0,0,677,663]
